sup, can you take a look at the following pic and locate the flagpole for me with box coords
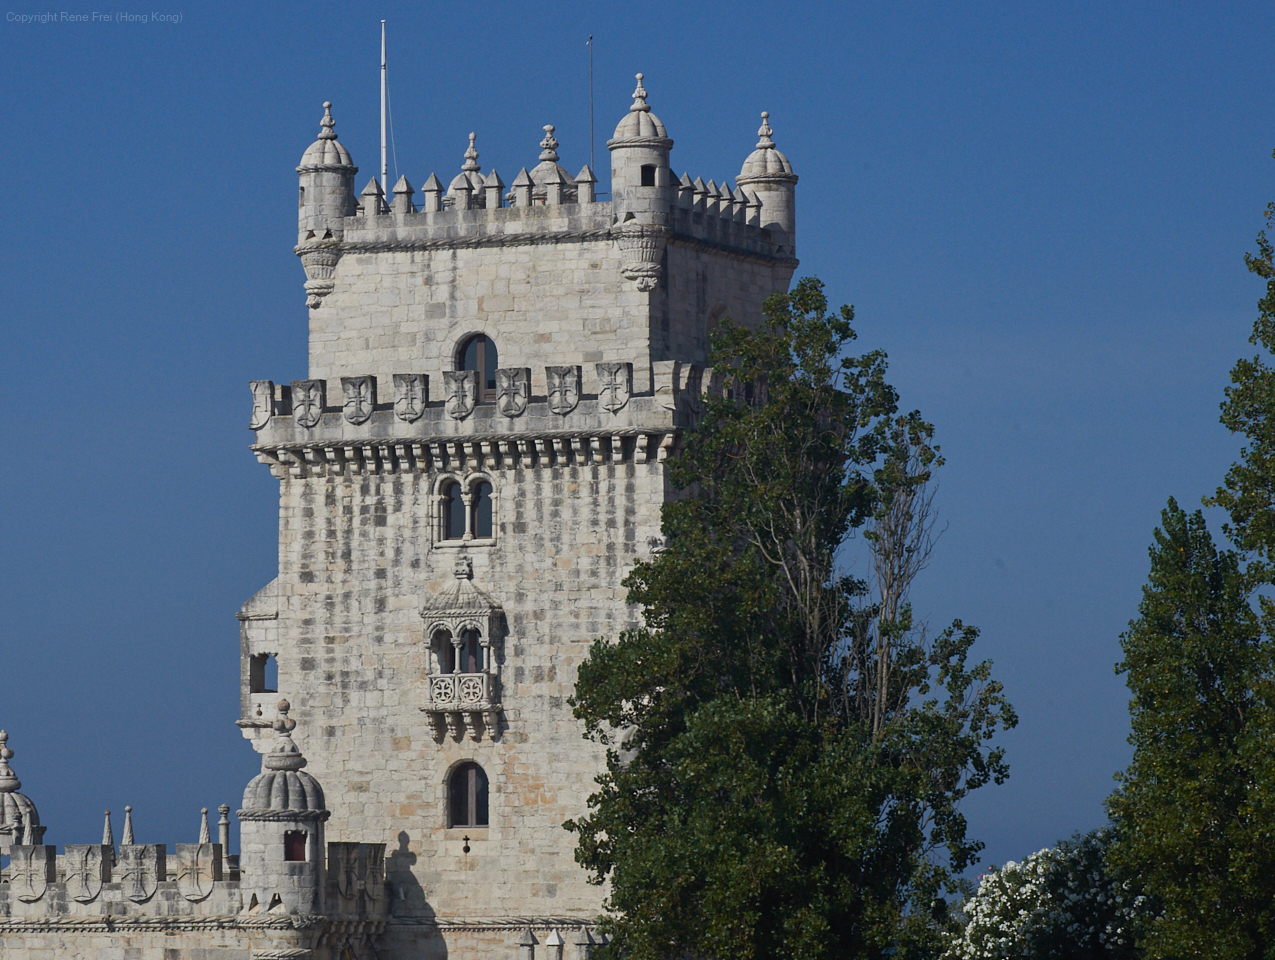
[588,35,595,174]
[380,20,388,204]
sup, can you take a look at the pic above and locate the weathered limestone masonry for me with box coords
[0,73,797,960]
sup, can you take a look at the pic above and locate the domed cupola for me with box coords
[608,73,670,144]
[299,101,355,169]
[735,111,798,256]
[0,730,45,851]
[241,701,327,816]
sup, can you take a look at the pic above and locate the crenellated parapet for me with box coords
[293,76,797,309]
[245,360,726,479]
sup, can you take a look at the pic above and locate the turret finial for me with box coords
[122,806,134,845]
[199,807,211,843]
[318,101,338,141]
[756,111,775,149]
[102,809,114,848]
[462,133,480,173]
[0,730,19,793]
[539,124,560,162]
[630,73,650,113]
[263,699,307,772]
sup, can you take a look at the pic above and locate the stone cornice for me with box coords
[252,427,681,479]
[387,915,598,932]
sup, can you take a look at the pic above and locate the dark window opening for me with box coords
[435,630,455,673]
[250,653,278,694]
[442,481,465,540]
[459,335,499,402]
[471,481,493,538]
[448,762,489,828]
[284,830,307,861]
[460,629,484,673]
[640,164,656,187]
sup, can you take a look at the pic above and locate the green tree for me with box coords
[568,278,1016,960]
[1106,500,1275,958]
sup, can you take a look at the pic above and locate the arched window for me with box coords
[471,480,493,539]
[434,629,455,673]
[448,762,489,828]
[442,481,465,540]
[459,628,484,673]
[458,334,498,402]
[250,653,278,693]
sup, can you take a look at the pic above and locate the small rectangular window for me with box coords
[284,830,307,862]
[250,654,278,694]
[640,165,656,187]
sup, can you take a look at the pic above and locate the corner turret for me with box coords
[607,73,674,225]
[297,102,358,309]
[238,700,329,915]
[736,111,798,256]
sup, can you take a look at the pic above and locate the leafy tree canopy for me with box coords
[569,278,1016,960]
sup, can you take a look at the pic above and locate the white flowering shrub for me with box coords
[945,827,1150,960]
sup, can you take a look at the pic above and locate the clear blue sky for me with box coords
[2,0,1272,874]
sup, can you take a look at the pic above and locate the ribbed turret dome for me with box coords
[738,112,796,181]
[610,74,668,142]
[0,731,41,842]
[240,700,328,818]
[299,102,355,168]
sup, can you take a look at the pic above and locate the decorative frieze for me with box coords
[251,428,679,479]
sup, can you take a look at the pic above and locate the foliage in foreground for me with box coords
[568,278,1016,960]
[944,828,1149,960]
[1104,180,1275,959]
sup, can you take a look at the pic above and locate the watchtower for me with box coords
[238,73,799,959]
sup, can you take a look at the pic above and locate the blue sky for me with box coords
[2,0,1273,874]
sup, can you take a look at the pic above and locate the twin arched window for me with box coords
[434,628,485,673]
[441,479,493,540]
[449,761,489,828]
[458,334,498,403]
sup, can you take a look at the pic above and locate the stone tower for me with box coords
[237,74,799,958]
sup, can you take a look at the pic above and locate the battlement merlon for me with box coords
[293,77,799,390]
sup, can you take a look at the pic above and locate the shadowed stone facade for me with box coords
[0,73,797,960]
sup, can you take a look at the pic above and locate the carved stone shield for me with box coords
[443,370,477,420]
[393,373,428,422]
[596,362,632,414]
[291,380,326,429]
[175,842,222,901]
[118,844,165,903]
[496,368,530,418]
[364,844,386,901]
[341,376,376,425]
[546,366,581,415]
[9,845,55,902]
[332,841,361,904]
[249,380,274,430]
[64,844,109,903]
